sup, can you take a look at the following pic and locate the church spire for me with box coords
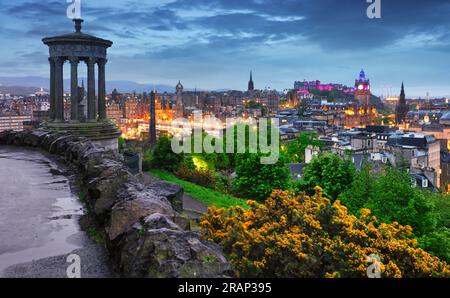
[396,82,408,124]
[248,70,254,91]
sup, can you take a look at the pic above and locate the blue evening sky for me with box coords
[0,0,449,97]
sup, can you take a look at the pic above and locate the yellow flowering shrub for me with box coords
[200,188,450,278]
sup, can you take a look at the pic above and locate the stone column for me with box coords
[69,57,79,122]
[97,59,107,120]
[149,91,157,146]
[48,58,56,121]
[54,57,65,122]
[87,57,97,122]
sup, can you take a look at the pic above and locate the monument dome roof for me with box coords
[42,19,112,48]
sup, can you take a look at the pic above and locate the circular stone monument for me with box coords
[42,19,121,151]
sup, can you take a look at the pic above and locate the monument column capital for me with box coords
[86,57,97,66]
[97,58,108,66]
[50,57,65,65]
[68,56,79,65]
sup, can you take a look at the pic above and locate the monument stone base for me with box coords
[43,121,121,152]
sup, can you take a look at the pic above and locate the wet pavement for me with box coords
[0,146,111,278]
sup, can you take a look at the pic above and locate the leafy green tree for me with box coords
[284,132,324,163]
[151,136,183,172]
[294,153,355,200]
[222,122,276,170]
[364,167,436,236]
[233,152,290,201]
[429,192,450,228]
[341,166,437,236]
[341,164,449,261]
[418,192,450,261]
[185,132,231,171]
[340,158,374,214]
[419,228,450,263]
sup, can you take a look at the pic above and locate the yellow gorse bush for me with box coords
[200,189,450,278]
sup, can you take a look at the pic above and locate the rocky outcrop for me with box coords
[112,222,229,278]
[0,129,230,278]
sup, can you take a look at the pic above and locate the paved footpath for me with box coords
[0,146,111,278]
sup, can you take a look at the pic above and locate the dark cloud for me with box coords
[162,0,450,51]
[5,0,450,51]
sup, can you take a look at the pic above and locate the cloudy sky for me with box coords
[0,0,450,97]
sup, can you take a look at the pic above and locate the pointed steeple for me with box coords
[359,69,366,80]
[248,70,254,91]
[396,82,408,124]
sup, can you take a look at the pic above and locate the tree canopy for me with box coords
[341,165,437,236]
[150,136,183,172]
[284,132,324,163]
[233,152,290,201]
[294,153,355,200]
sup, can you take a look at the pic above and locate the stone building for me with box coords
[385,133,441,188]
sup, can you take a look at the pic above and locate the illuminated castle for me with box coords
[344,70,377,128]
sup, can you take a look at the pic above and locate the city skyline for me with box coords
[1,0,450,97]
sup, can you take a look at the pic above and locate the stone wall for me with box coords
[0,129,230,278]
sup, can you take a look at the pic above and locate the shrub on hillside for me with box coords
[174,164,217,189]
[200,188,450,278]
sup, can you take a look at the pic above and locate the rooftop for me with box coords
[386,132,437,148]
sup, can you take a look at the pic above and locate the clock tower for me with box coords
[345,69,377,128]
[354,69,371,106]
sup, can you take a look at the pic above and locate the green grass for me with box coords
[150,169,248,209]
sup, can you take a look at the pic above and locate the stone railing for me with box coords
[0,129,230,278]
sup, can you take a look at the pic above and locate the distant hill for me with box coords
[105,80,174,93]
[0,85,42,96]
[0,76,176,94]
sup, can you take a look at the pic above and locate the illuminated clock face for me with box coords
[358,84,364,90]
